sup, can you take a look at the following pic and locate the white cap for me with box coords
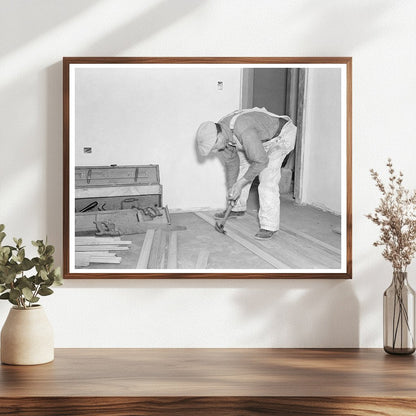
[196,121,217,156]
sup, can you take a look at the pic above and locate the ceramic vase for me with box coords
[1,305,54,365]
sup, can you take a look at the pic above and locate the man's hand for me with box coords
[228,182,243,201]
[228,178,250,202]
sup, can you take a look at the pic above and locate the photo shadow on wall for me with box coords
[46,62,64,267]
[233,280,359,347]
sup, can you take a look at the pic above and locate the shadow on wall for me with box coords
[44,0,203,263]
[81,0,203,55]
[1,0,202,57]
[354,245,395,347]
[44,0,394,264]
[0,0,101,57]
[289,0,394,52]
[233,280,359,347]
[58,278,359,348]
[0,0,399,348]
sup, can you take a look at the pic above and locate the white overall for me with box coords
[228,107,297,232]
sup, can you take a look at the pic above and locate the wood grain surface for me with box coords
[2,397,416,416]
[1,349,415,415]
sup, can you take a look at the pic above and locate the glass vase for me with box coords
[383,271,415,355]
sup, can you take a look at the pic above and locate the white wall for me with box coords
[74,67,241,210]
[302,68,342,214]
[1,0,416,348]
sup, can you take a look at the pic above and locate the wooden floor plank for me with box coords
[221,214,326,268]
[194,212,290,269]
[223,220,316,269]
[196,250,210,269]
[247,210,340,254]
[75,245,129,252]
[136,229,155,269]
[75,254,121,265]
[242,211,340,269]
[158,230,168,269]
[148,229,163,269]
[167,231,178,269]
[280,224,341,255]
[75,236,122,243]
[278,229,340,268]
[75,241,132,246]
[76,251,117,257]
[89,257,121,264]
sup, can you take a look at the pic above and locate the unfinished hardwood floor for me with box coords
[79,198,341,270]
[194,208,340,270]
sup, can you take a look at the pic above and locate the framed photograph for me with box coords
[63,57,352,279]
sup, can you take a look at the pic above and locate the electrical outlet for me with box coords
[83,147,92,153]
[217,81,223,90]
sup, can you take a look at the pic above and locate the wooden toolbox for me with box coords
[75,165,162,212]
[75,165,160,187]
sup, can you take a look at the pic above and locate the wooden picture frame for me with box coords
[63,57,352,279]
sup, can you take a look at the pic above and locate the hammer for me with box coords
[214,201,234,234]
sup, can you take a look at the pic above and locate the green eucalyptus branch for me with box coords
[0,224,62,309]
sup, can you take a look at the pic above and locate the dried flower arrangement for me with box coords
[366,159,416,272]
[367,159,416,354]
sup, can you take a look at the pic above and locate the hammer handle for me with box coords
[218,202,233,227]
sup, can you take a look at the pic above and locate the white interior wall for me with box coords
[74,67,241,210]
[1,0,416,348]
[302,68,342,213]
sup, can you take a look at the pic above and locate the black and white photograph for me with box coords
[64,58,351,278]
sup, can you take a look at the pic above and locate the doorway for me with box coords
[241,68,306,206]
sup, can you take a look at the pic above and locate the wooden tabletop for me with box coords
[1,348,416,415]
